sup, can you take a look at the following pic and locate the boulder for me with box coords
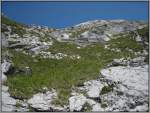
[2,85,9,92]
[1,33,9,47]
[2,73,7,84]
[27,89,57,111]
[83,80,104,98]
[92,103,104,111]
[69,94,86,111]
[2,86,17,112]
[129,56,146,67]
[2,60,13,74]
[135,35,142,42]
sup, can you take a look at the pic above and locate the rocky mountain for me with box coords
[1,15,149,112]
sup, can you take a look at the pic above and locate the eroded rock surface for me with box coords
[70,64,149,111]
[27,89,64,111]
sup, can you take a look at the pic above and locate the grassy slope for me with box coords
[1,16,26,36]
[5,37,143,105]
[2,16,146,106]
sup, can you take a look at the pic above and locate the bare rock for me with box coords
[27,89,58,111]
[69,94,87,111]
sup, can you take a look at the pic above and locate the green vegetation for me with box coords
[137,26,149,42]
[101,103,108,108]
[2,16,23,27]
[107,36,144,52]
[39,35,52,42]
[15,101,22,108]
[2,15,26,36]
[5,33,144,105]
[100,84,114,95]
[82,102,92,112]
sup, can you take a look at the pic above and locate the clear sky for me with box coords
[2,1,149,28]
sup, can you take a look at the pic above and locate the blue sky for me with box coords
[2,1,148,28]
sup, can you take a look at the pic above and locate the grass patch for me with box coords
[6,35,141,105]
[16,101,22,108]
[101,103,108,108]
[100,84,114,95]
[107,36,144,52]
[82,102,92,112]
[137,26,149,42]
[2,15,26,36]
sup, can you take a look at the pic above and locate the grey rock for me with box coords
[2,73,7,84]
[129,57,146,67]
[9,43,26,48]
[83,80,104,98]
[69,93,87,111]
[100,65,148,111]
[27,89,61,111]
[29,45,49,55]
[2,89,17,111]
[1,33,9,47]
[108,57,146,67]
[2,60,13,74]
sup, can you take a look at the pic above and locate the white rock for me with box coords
[101,35,110,41]
[69,94,86,111]
[101,65,148,94]
[131,104,149,111]
[100,65,148,111]
[86,99,97,106]
[2,85,9,92]
[135,35,142,42]
[83,80,104,98]
[2,73,7,84]
[92,103,104,112]
[2,91,17,111]
[27,90,57,111]
[77,46,81,49]
[2,60,12,73]
[62,33,70,39]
